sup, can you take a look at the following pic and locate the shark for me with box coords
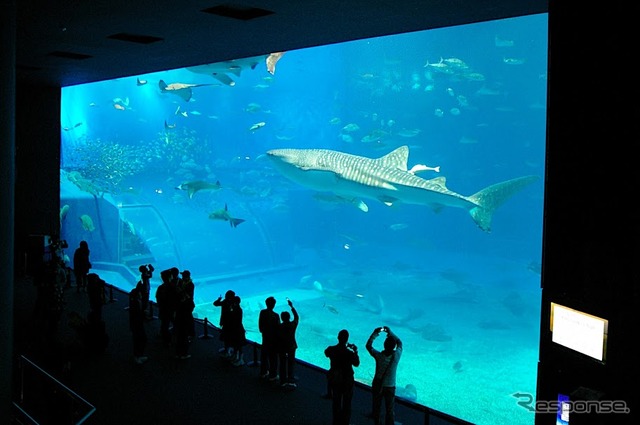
[186,52,286,86]
[266,145,539,232]
[158,80,214,102]
[175,180,221,199]
[209,203,245,228]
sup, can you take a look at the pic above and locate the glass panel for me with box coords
[60,13,547,425]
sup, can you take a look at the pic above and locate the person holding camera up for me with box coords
[324,329,360,425]
[137,264,154,317]
[366,326,403,425]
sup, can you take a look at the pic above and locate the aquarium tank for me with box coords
[60,13,547,425]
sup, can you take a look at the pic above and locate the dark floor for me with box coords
[12,276,464,425]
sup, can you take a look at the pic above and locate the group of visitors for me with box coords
[258,296,299,387]
[67,240,404,423]
[212,289,247,366]
[128,264,198,364]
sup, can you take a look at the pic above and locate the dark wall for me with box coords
[1,0,16,419]
[14,83,61,273]
[536,2,637,424]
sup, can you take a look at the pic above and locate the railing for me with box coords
[192,317,474,425]
[12,355,96,425]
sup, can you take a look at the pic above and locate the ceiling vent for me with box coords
[48,51,93,60]
[201,4,274,20]
[107,33,164,44]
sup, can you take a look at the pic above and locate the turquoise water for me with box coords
[60,13,548,425]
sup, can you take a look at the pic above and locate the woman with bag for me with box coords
[366,326,403,425]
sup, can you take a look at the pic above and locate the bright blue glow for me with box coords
[60,13,548,425]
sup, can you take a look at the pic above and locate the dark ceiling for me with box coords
[16,0,547,88]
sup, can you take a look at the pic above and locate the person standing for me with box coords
[86,273,106,320]
[278,298,299,387]
[365,326,403,425]
[225,295,247,366]
[73,240,91,293]
[213,289,236,357]
[155,269,177,346]
[137,264,154,316]
[324,329,360,425]
[258,296,281,380]
[129,286,148,364]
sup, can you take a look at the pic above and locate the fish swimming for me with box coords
[208,203,245,228]
[186,56,263,86]
[249,121,266,132]
[266,52,285,75]
[187,52,285,85]
[60,204,70,223]
[266,145,538,232]
[80,214,95,232]
[158,80,214,102]
[175,180,221,199]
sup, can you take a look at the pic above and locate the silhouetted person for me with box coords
[137,264,154,315]
[174,270,195,359]
[366,326,403,425]
[129,286,148,364]
[278,298,299,387]
[325,329,360,425]
[225,295,247,366]
[259,296,281,380]
[86,273,106,320]
[73,240,91,293]
[213,289,236,356]
[156,269,177,345]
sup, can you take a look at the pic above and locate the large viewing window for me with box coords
[60,13,548,425]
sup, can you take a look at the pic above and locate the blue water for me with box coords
[60,13,548,425]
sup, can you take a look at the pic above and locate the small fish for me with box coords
[164,120,176,130]
[503,57,525,65]
[342,123,360,132]
[323,303,339,314]
[389,223,408,231]
[494,35,514,47]
[249,121,266,132]
[176,180,221,199]
[208,203,245,228]
[136,77,148,86]
[88,102,98,107]
[113,103,125,111]
[408,164,440,174]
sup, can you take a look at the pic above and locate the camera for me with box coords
[379,327,386,332]
[347,343,357,351]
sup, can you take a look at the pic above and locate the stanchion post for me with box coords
[198,317,213,339]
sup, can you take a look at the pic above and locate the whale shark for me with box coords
[266,145,538,232]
